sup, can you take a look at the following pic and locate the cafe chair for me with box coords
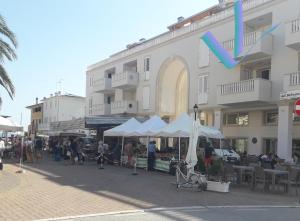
[254,166,270,191]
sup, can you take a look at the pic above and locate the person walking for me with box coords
[35,138,43,161]
[148,141,156,171]
[204,141,214,171]
[0,138,5,170]
[25,138,33,163]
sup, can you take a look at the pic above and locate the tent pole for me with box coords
[146,136,149,171]
[179,137,181,161]
[121,136,124,166]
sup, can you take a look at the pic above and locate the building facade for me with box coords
[86,0,300,161]
[26,98,43,135]
[38,92,86,133]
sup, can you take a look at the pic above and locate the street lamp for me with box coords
[193,104,198,121]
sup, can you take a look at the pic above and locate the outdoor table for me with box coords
[233,165,254,186]
[263,169,289,192]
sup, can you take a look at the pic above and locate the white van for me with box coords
[213,148,241,163]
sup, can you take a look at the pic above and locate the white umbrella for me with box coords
[185,119,200,172]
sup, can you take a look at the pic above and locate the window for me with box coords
[144,57,150,81]
[263,138,277,154]
[107,96,111,104]
[223,112,249,126]
[143,86,150,109]
[264,111,278,125]
[144,57,150,72]
[198,75,208,104]
[224,138,248,154]
[198,40,209,68]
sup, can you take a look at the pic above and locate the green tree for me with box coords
[0,15,17,103]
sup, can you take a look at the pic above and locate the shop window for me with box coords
[264,110,278,125]
[263,138,277,155]
[225,138,248,154]
[223,112,249,126]
[293,140,300,163]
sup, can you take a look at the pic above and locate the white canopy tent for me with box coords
[0,116,23,132]
[126,115,167,137]
[153,113,224,139]
[104,118,142,137]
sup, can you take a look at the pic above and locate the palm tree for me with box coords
[0,14,17,103]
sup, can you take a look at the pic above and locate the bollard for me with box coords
[132,156,138,175]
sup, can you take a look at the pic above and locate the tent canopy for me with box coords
[0,117,23,132]
[126,115,167,137]
[153,113,224,139]
[104,118,141,137]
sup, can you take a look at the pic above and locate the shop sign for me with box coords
[280,90,300,100]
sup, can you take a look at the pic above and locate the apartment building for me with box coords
[38,92,85,133]
[86,0,300,161]
[26,98,43,135]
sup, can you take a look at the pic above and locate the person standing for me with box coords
[204,141,214,170]
[148,141,156,171]
[97,141,105,168]
[25,138,33,163]
[35,138,43,161]
[0,138,5,158]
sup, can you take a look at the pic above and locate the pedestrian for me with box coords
[35,137,43,161]
[25,138,33,163]
[204,141,214,170]
[0,138,5,159]
[148,141,156,171]
[70,138,79,164]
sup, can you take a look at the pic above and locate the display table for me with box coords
[136,157,147,168]
[154,159,171,172]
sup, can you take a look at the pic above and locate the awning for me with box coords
[85,115,148,129]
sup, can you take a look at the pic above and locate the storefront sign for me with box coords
[280,90,300,100]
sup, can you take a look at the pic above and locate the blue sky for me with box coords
[0,0,218,128]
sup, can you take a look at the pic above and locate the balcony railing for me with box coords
[111,71,138,88]
[93,77,112,92]
[220,79,255,95]
[88,0,274,71]
[217,78,272,105]
[91,103,110,115]
[111,100,137,114]
[283,72,300,92]
[222,31,260,50]
[288,72,300,86]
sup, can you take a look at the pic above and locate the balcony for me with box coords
[283,72,300,92]
[222,31,273,61]
[217,78,272,105]
[111,100,137,114]
[285,18,300,50]
[93,78,113,94]
[91,104,111,116]
[111,71,138,89]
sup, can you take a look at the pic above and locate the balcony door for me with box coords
[198,75,208,104]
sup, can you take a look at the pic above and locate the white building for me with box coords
[39,92,85,132]
[86,0,300,161]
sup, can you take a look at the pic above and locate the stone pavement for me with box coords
[0,155,299,221]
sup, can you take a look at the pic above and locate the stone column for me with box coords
[277,101,293,162]
[214,109,223,130]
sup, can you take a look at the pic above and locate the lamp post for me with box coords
[193,104,198,121]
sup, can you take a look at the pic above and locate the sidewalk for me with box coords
[0,156,299,221]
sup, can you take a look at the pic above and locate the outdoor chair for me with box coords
[223,163,238,183]
[254,166,270,191]
[278,168,300,195]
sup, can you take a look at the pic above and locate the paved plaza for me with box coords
[0,155,299,221]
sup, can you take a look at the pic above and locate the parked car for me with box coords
[213,148,241,163]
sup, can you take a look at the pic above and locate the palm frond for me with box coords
[0,38,17,62]
[0,64,15,99]
[0,15,17,48]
